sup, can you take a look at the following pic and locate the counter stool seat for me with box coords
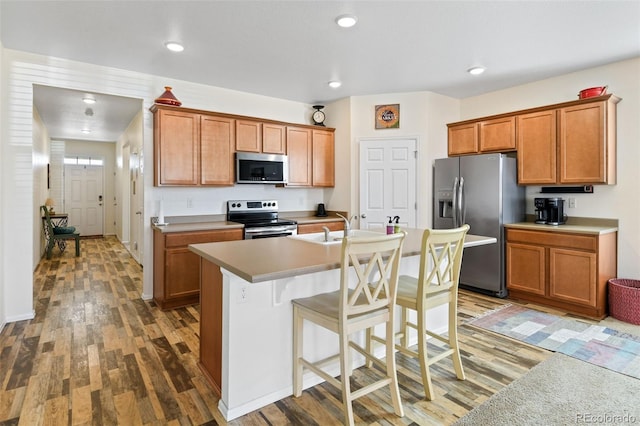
[292,231,406,426]
[369,225,469,400]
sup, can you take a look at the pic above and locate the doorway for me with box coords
[359,138,417,231]
[64,163,104,236]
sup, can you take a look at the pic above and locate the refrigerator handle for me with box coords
[459,177,466,225]
[452,177,459,228]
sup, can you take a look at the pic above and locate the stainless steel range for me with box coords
[227,200,297,239]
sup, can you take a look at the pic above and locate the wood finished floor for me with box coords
[0,236,553,425]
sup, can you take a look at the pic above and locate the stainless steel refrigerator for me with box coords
[433,153,525,297]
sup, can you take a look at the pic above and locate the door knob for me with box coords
[136,211,142,215]
[361,213,367,218]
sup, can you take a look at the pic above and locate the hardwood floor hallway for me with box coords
[0,236,550,425]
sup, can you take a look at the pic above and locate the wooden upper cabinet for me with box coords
[235,119,262,152]
[479,116,516,152]
[559,100,613,184]
[517,110,557,184]
[448,123,478,156]
[201,115,235,185]
[152,104,335,187]
[449,94,619,185]
[312,129,335,187]
[262,123,287,154]
[286,126,312,186]
[448,117,515,156]
[154,108,199,186]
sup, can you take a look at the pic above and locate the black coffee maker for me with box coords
[534,197,566,225]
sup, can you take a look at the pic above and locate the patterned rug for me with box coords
[468,304,640,380]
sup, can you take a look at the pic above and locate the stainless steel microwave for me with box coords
[236,152,288,184]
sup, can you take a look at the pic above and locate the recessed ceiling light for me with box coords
[467,66,486,75]
[328,81,342,89]
[83,95,96,104]
[165,41,184,52]
[81,128,92,134]
[335,14,358,28]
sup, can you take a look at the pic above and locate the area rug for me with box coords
[453,353,640,425]
[467,304,640,379]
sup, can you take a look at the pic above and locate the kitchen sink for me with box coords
[288,229,384,245]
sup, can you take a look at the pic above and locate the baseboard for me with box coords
[6,310,35,323]
[141,292,153,301]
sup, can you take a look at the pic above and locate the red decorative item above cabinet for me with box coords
[155,86,182,106]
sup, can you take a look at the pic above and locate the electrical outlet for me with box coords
[238,286,248,304]
[568,197,576,208]
[187,198,193,208]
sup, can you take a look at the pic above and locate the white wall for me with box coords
[459,58,640,279]
[0,38,5,330]
[346,91,460,228]
[0,48,331,319]
[32,108,50,264]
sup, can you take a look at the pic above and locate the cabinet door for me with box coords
[297,221,343,234]
[559,101,606,184]
[517,110,557,184]
[549,247,597,307]
[201,115,235,185]
[236,119,262,152]
[155,109,199,185]
[506,242,546,296]
[312,129,335,187]
[262,123,286,154]
[448,123,478,156]
[165,247,201,299]
[287,126,312,186]
[479,116,516,152]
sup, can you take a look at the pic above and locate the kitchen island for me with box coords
[189,229,496,420]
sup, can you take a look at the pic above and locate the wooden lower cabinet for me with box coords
[153,228,242,310]
[199,259,223,397]
[297,220,344,234]
[506,228,616,319]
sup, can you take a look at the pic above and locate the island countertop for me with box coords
[189,229,496,283]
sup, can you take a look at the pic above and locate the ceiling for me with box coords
[2,1,640,142]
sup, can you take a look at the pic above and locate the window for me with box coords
[64,156,104,166]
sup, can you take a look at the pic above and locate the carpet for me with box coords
[468,304,640,379]
[453,353,640,425]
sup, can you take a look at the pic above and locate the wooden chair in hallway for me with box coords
[369,224,469,400]
[292,231,407,426]
[40,205,81,259]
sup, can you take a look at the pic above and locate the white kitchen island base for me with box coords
[191,231,496,421]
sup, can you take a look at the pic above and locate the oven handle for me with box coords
[246,226,297,234]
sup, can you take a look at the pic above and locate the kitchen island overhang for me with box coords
[189,229,496,421]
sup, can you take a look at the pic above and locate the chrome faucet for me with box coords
[336,213,356,238]
[322,226,331,242]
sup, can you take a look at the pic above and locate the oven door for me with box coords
[244,225,298,240]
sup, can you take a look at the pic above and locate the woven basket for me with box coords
[608,278,640,325]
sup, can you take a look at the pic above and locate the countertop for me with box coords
[189,228,496,283]
[505,217,618,235]
[151,212,346,233]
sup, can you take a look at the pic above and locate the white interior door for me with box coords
[129,149,142,263]
[64,164,104,236]
[359,138,417,231]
